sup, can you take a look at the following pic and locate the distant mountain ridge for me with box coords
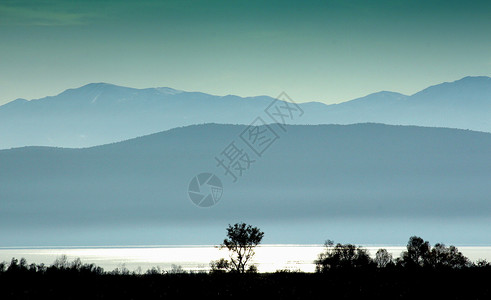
[1,123,490,246]
[1,76,490,149]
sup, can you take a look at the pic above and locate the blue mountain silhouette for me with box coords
[1,123,489,246]
[1,76,490,149]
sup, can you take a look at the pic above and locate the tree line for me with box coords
[314,236,490,272]
[1,223,490,275]
[211,223,491,273]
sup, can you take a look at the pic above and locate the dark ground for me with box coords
[1,269,490,300]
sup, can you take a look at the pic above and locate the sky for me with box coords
[1,0,490,106]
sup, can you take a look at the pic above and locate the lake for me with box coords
[1,245,490,273]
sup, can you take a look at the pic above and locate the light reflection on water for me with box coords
[0,245,489,273]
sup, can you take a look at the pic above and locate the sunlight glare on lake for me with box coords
[0,245,489,273]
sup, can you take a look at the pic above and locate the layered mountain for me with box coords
[1,76,490,149]
[315,76,491,129]
[1,123,489,246]
[0,83,279,149]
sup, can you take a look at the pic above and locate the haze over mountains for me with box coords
[1,76,490,246]
[1,124,490,246]
[1,76,490,149]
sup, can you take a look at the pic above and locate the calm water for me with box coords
[1,245,490,273]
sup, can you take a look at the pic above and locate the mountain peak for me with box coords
[342,90,408,106]
[457,75,491,82]
[411,76,491,103]
[54,82,138,100]
[82,82,114,87]
[76,82,131,92]
[154,87,183,95]
[1,98,28,108]
[368,91,408,98]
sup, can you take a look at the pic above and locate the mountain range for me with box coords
[1,76,490,149]
[1,123,489,246]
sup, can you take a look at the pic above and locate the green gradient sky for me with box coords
[1,0,490,105]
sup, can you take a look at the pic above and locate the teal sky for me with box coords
[1,0,490,105]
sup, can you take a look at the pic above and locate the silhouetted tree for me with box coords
[52,254,70,270]
[111,263,131,275]
[145,266,163,275]
[209,258,231,274]
[375,248,393,268]
[315,240,374,272]
[428,243,469,269]
[398,237,471,269]
[168,264,185,274]
[28,263,38,273]
[83,263,104,275]
[399,236,431,268]
[37,263,47,274]
[19,258,28,270]
[474,259,491,268]
[7,258,19,273]
[221,222,264,273]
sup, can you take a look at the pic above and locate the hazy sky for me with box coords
[1,0,490,105]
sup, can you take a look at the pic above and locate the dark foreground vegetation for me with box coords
[1,234,490,299]
[1,263,491,299]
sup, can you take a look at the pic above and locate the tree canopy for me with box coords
[221,222,264,273]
